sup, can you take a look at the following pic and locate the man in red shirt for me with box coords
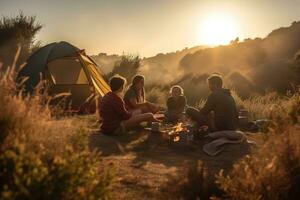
[100,75,159,135]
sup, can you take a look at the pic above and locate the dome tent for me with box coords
[18,41,111,112]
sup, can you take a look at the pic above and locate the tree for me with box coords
[0,12,42,70]
[109,54,141,81]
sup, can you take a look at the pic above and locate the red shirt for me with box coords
[99,92,132,134]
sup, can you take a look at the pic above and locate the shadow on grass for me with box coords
[89,129,251,170]
[89,129,252,199]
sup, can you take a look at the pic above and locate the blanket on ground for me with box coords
[202,130,251,156]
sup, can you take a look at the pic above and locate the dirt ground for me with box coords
[89,126,262,199]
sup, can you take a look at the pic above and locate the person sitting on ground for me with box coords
[124,74,162,115]
[186,74,238,131]
[166,85,187,123]
[99,75,160,135]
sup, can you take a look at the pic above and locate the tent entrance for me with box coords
[47,57,89,85]
[46,57,95,111]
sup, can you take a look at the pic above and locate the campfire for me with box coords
[168,122,184,135]
[174,122,184,133]
[165,122,185,142]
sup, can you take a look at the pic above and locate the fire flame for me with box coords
[167,122,184,136]
[174,122,183,132]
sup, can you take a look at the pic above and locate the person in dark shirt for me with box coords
[166,85,187,123]
[186,74,238,131]
[124,75,162,114]
[100,75,160,135]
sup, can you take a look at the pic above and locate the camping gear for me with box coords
[238,109,249,127]
[243,119,272,132]
[18,41,111,113]
[151,122,162,132]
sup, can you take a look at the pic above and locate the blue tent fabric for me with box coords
[47,42,79,62]
[18,41,79,92]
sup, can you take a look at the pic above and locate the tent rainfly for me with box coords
[18,41,111,113]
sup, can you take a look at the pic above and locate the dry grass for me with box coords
[217,125,300,200]
[237,92,298,121]
[0,65,113,199]
[0,65,81,153]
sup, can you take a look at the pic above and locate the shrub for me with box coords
[216,96,300,199]
[0,66,113,199]
[109,54,141,81]
[146,86,167,106]
[217,125,300,200]
[0,137,113,200]
[0,12,42,70]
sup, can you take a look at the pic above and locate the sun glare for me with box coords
[198,14,238,45]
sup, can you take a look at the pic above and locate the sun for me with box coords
[197,14,238,45]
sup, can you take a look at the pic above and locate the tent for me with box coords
[18,41,111,112]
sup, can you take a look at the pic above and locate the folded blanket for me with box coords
[203,130,247,156]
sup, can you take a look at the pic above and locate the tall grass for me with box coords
[217,125,300,200]
[0,65,113,199]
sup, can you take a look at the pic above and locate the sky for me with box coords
[1,0,300,57]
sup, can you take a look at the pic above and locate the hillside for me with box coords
[179,21,300,96]
[140,45,205,85]
[91,22,300,100]
[91,45,205,81]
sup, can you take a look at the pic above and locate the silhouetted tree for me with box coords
[109,54,141,81]
[0,12,42,70]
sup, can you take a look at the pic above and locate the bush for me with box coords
[146,86,167,106]
[0,138,113,200]
[109,54,141,81]
[216,92,300,199]
[217,125,300,200]
[0,66,113,199]
[0,12,42,70]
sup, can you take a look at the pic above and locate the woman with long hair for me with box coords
[124,74,161,115]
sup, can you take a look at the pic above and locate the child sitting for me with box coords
[166,85,187,123]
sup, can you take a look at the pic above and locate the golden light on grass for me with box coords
[197,13,238,45]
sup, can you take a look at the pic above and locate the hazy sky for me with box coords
[1,0,300,57]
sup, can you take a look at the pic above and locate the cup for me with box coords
[151,122,161,132]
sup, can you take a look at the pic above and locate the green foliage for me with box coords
[0,136,113,200]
